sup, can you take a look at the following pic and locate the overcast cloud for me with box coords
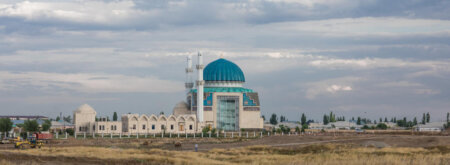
[0,0,449,122]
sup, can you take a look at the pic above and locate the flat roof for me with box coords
[0,115,48,118]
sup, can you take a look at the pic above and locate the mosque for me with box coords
[74,53,264,134]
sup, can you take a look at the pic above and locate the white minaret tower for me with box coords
[196,52,204,122]
[185,55,194,91]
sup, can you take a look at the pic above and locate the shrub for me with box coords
[376,123,388,130]
[65,128,74,136]
[211,128,217,135]
[202,127,210,135]
[295,126,300,133]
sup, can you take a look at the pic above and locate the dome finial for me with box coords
[219,53,224,59]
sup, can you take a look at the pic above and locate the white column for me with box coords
[196,52,204,122]
[185,55,194,91]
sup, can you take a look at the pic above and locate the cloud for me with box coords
[309,57,450,71]
[326,85,352,93]
[0,1,146,25]
[304,77,361,100]
[377,81,440,95]
[0,71,184,93]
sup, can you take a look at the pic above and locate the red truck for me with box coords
[33,132,53,140]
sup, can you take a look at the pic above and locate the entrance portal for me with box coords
[217,96,239,131]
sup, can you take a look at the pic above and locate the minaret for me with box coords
[196,52,204,122]
[185,55,194,91]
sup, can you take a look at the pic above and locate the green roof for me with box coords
[190,87,254,93]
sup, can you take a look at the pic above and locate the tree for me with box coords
[41,120,52,131]
[270,113,278,125]
[356,117,361,125]
[376,123,388,130]
[280,115,285,122]
[63,116,72,123]
[394,117,397,123]
[0,118,13,136]
[329,111,336,123]
[426,112,430,123]
[447,112,449,123]
[362,125,369,129]
[160,111,165,115]
[352,117,355,121]
[384,117,388,123]
[422,113,426,124]
[413,117,418,126]
[56,116,61,121]
[323,115,329,125]
[379,118,382,123]
[262,115,265,121]
[301,113,307,125]
[24,120,39,132]
[295,126,300,133]
[65,128,74,136]
[302,124,308,132]
[113,112,118,121]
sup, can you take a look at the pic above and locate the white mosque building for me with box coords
[74,53,264,134]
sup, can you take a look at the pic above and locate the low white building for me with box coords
[73,104,97,133]
[74,104,197,134]
[414,122,446,132]
[94,121,122,134]
[121,114,196,134]
[328,121,359,130]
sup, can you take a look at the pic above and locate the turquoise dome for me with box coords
[203,58,245,82]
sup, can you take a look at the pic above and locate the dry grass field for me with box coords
[0,135,449,165]
[0,144,449,165]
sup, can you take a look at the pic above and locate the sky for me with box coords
[0,0,449,122]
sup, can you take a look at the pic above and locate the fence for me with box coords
[66,131,323,140]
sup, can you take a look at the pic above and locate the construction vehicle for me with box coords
[14,133,46,149]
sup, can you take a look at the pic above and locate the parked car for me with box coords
[355,128,365,133]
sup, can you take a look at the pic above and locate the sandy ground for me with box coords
[1,134,449,150]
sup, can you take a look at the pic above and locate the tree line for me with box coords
[264,111,442,129]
